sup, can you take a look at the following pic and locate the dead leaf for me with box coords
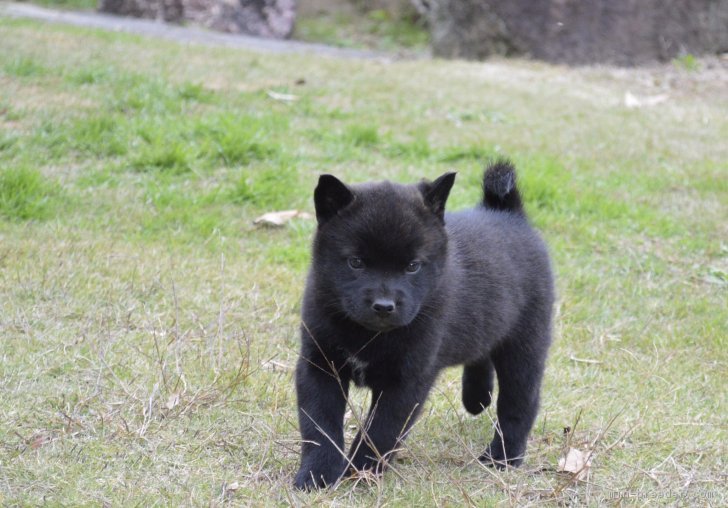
[222,481,240,500]
[557,447,593,480]
[29,433,49,450]
[266,90,298,102]
[260,359,291,371]
[253,210,313,227]
[703,266,727,286]
[624,91,669,108]
[165,393,180,410]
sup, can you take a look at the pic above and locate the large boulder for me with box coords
[425,0,728,65]
[98,0,297,38]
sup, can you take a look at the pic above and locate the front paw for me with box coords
[479,443,524,469]
[293,464,344,490]
[349,449,388,476]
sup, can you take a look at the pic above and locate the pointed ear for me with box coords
[418,172,456,221]
[314,174,355,224]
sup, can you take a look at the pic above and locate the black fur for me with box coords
[294,160,554,490]
[482,159,523,214]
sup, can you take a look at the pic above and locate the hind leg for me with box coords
[481,331,549,468]
[462,357,494,415]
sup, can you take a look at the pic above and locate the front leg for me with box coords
[348,377,435,474]
[294,355,350,490]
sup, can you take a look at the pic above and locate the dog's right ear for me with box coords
[419,172,456,222]
[314,174,355,224]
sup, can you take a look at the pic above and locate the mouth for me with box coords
[359,321,399,332]
[355,314,411,333]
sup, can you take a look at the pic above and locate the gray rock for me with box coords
[425,0,728,65]
[98,0,297,38]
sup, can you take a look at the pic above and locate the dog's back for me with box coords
[435,161,553,366]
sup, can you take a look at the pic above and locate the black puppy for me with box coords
[294,160,554,490]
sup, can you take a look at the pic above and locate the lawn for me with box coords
[0,15,726,506]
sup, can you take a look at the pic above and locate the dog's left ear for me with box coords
[419,172,456,221]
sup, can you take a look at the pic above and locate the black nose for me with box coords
[372,299,396,315]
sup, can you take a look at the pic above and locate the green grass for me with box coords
[1,16,727,506]
[672,53,701,72]
[2,55,49,78]
[0,166,64,220]
[25,0,97,10]
[294,4,428,52]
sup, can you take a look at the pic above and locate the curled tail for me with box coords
[482,159,524,215]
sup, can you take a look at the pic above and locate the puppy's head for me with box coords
[311,173,455,332]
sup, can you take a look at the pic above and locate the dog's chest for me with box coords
[347,355,369,387]
[345,352,405,389]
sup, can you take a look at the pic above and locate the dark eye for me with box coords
[348,256,364,270]
[405,261,421,274]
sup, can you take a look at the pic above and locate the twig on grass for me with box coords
[152,328,169,394]
[98,355,140,402]
[568,356,602,365]
[216,252,225,371]
[138,382,159,437]
[171,281,182,383]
